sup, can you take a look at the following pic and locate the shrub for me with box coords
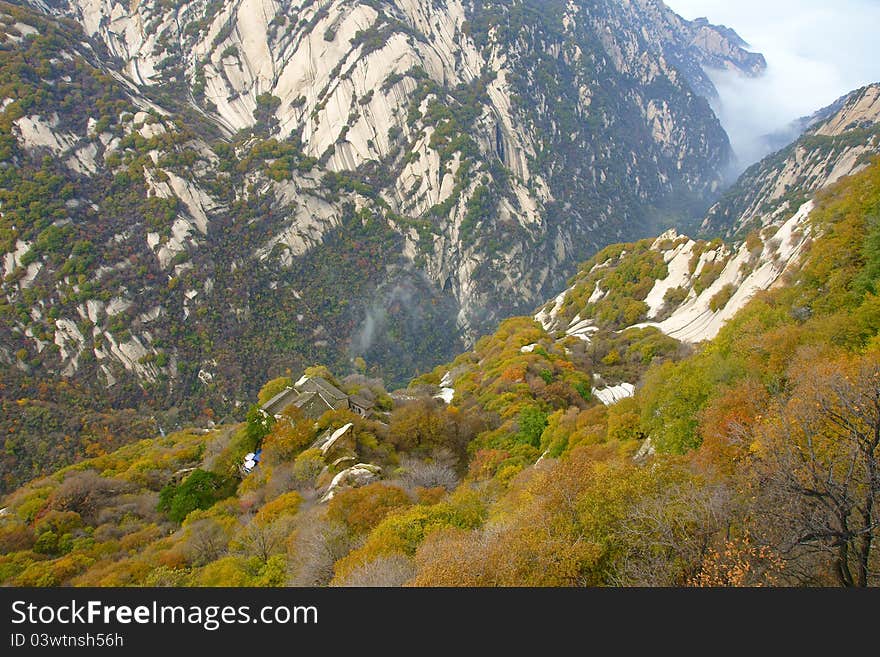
[693,260,727,295]
[290,449,325,488]
[261,416,314,464]
[605,397,644,442]
[709,284,737,312]
[331,487,486,582]
[158,470,233,523]
[514,406,548,448]
[327,483,411,536]
[0,519,35,552]
[663,285,688,306]
[49,471,124,522]
[257,377,292,405]
[254,491,302,525]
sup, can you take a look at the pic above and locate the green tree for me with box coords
[244,405,274,446]
[516,406,548,448]
[158,470,230,523]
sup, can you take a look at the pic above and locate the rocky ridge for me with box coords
[702,83,880,237]
[533,87,880,402]
[2,0,764,411]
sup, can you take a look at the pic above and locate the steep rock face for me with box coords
[29,2,763,310]
[701,83,880,237]
[588,0,765,98]
[534,87,880,355]
[33,0,763,136]
[536,200,811,347]
[1,1,762,420]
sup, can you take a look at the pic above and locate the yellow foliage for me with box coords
[332,487,486,583]
[190,556,253,586]
[257,377,293,405]
[605,397,642,442]
[254,491,302,525]
[15,552,96,586]
[326,483,411,536]
[119,524,163,553]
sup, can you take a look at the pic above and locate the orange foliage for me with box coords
[500,365,526,382]
[327,483,411,536]
[157,545,189,570]
[696,379,769,474]
[467,449,510,480]
[690,535,784,587]
[261,417,314,464]
[414,487,446,505]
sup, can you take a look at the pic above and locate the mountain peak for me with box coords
[813,82,880,137]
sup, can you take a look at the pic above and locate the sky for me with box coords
[665,0,880,170]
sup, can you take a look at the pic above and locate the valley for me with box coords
[1,0,878,588]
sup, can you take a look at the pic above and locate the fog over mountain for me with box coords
[667,0,880,171]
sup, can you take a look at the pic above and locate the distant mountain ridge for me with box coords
[702,83,880,237]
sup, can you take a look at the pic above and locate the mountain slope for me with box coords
[536,85,880,358]
[32,0,764,135]
[17,0,762,334]
[1,0,764,488]
[701,83,880,237]
[2,157,878,588]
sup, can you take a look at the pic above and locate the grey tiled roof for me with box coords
[260,376,371,419]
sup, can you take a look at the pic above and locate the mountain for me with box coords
[2,146,878,587]
[0,0,765,486]
[30,0,765,131]
[535,85,880,365]
[701,83,880,237]
[2,1,878,591]
[752,89,852,159]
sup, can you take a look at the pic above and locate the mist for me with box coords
[350,283,415,357]
[666,0,880,171]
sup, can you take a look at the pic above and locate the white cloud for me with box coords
[665,0,880,169]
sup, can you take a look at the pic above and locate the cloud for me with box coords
[665,0,880,170]
[350,282,417,357]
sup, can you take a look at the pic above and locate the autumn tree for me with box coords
[753,351,880,586]
[0,517,34,552]
[397,456,458,492]
[387,398,482,460]
[326,483,411,537]
[257,377,293,406]
[182,516,233,566]
[611,471,730,585]
[261,413,315,464]
[333,554,415,587]
[690,535,784,587]
[49,470,128,523]
[696,378,769,474]
[387,398,449,452]
[288,513,352,586]
[232,516,294,563]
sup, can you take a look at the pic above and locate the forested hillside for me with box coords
[2,159,877,586]
[0,0,770,491]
